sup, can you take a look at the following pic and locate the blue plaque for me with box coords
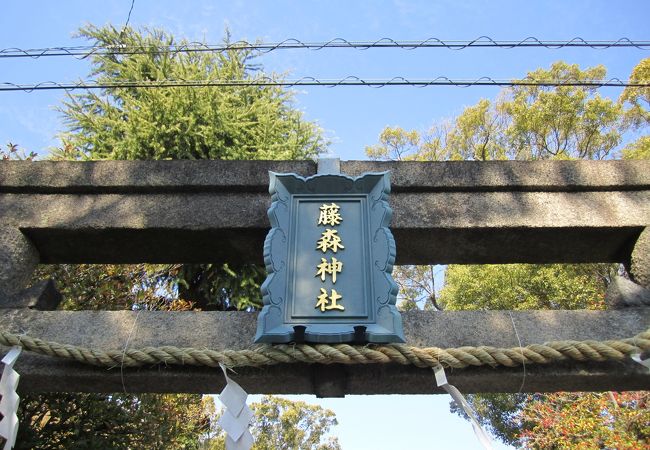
[255,171,405,343]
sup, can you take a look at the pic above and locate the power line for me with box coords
[120,0,136,37]
[0,37,648,59]
[1,77,647,92]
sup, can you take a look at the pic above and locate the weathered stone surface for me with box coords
[0,160,316,193]
[606,276,650,308]
[2,160,649,193]
[0,191,647,264]
[316,157,340,175]
[11,357,647,395]
[0,279,62,310]
[0,309,648,394]
[342,160,650,191]
[0,227,39,298]
[2,160,648,396]
[630,227,650,289]
[1,160,648,265]
[4,309,647,350]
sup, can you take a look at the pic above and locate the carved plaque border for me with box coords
[254,171,404,344]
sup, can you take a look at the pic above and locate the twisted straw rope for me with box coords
[1,330,648,370]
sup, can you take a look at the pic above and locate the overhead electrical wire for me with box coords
[1,76,647,92]
[120,0,136,37]
[0,37,648,59]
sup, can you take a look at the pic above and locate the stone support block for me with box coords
[0,227,39,298]
[630,227,650,289]
[0,279,62,310]
[606,275,650,308]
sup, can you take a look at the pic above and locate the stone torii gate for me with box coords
[0,159,648,397]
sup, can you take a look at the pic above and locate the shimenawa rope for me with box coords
[1,329,648,370]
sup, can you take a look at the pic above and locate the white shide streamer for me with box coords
[631,352,650,371]
[218,364,254,450]
[0,347,22,450]
[434,364,495,450]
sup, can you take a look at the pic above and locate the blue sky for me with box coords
[1,1,648,160]
[257,394,509,450]
[2,1,648,448]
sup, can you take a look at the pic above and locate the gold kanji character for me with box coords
[315,288,345,312]
[316,229,345,253]
[318,203,342,226]
[315,257,343,283]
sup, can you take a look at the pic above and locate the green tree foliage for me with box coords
[502,62,622,160]
[48,23,327,311]
[16,263,203,449]
[50,23,327,311]
[366,60,650,448]
[450,393,527,445]
[16,394,214,449]
[33,263,195,311]
[1,142,36,161]
[620,57,650,129]
[619,57,650,161]
[622,135,650,159]
[519,392,649,449]
[207,396,341,450]
[439,262,622,447]
[13,24,331,448]
[58,25,325,161]
[366,62,624,161]
[393,265,441,311]
[438,263,610,311]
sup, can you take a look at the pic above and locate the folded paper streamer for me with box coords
[0,347,22,450]
[434,364,494,450]
[631,352,650,371]
[218,364,254,450]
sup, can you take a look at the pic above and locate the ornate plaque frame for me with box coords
[254,171,404,343]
